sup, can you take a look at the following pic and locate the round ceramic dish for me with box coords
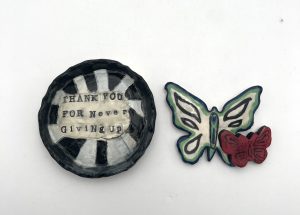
[38,59,156,178]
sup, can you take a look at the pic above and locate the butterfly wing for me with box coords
[165,82,210,164]
[219,86,263,134]
[219,130,249,167]
[252,126,272,164]
[208,86,262,164]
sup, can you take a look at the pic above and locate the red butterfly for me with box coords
[219,126,272,168]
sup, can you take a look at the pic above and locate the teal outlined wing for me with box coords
[165,82,211,164]
[210,86,262,165]
[218,86,263,133]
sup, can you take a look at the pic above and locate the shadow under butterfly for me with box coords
[165,83,272,167]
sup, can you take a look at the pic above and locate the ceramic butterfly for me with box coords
[219,126,272,167]
[165,82,264,166]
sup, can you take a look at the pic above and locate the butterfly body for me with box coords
[165,82,265,166]
[209,109,219,150]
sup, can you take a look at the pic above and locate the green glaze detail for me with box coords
[209,110,219,149]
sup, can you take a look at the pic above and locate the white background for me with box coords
[1,1,300,214]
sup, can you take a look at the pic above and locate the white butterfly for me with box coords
[165,83,262,165]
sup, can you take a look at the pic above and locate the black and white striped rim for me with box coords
[38,59,156,178]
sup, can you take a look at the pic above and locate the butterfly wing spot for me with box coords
[184,135,201,154]
[174,92,201,124]
[181,117,198,130]
[228,119,242,128]
[224,98,252,121]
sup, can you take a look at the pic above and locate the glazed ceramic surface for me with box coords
[39,59,156,177]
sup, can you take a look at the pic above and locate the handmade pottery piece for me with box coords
[165,82,271,167]
[39,59,156,177]
[219,126,272,167]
